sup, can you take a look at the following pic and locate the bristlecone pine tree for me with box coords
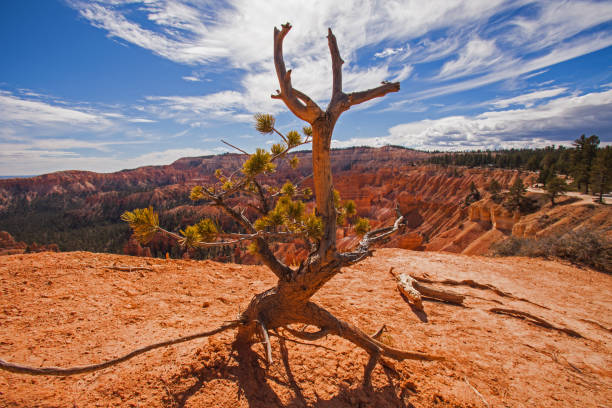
[0,24,440,381]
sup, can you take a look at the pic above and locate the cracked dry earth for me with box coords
[0,249,610,407]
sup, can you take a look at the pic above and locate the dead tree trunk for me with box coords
[234,24,437,372]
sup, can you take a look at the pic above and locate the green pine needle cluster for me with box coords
[289,156,299,169]
[333,189,358,226]
[354,217,371,236]
[180,218,218,248]
[243,148,276,176]
[122,113,365,255]
[120,207,159,244]
[254,113,275,134]
[286,130,302,147]
[190,185,205,201]
[253,185,322,240]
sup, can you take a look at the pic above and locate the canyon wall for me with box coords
[6,145,605,264]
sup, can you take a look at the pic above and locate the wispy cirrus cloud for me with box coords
[0,91,111,129]
[491,87,567,108]
[411,30,612,101]
[0,146,228,176]
[4,0,607,177]
[437,37,503,80]
[333,88,612,150]
[67,0,612,124]
[0,90,156,132]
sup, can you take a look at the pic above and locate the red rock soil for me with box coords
[1,250,610,407]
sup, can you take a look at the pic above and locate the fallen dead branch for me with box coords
[411,275,548,309]
[0,321,239,376]
[389,268,465,311]
[490,308,583,338]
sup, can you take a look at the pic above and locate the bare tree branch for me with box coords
[338,212,405,266]
[221,139,249,155]
[0,321,239,376]
[347,81,400,107]
[273,23,322,122]
[252,179,270,214]
[327,28,344,102]
[292,88,320,110]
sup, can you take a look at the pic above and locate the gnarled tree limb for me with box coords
[347,82,400,107]
[273,23,322,122]
[327,28,344,103]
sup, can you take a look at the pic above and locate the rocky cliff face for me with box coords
[7,145,600,262]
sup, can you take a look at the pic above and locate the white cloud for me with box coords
[2,138,144,153]
[0,92,110,128]
[68,0,612,123]
[146,90,255,123]
[375,46,405,58]
[438,37,503,79]
[0,146,227,175]
[411,31,612,101]
[70,1,228,64]
[333,88,612,150]
[506,1,612,52]
[182,75,201,82]
[492,87,567,108]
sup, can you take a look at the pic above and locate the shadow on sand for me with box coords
[165,339,416,408]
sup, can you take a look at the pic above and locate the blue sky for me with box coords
[1,0,611,175]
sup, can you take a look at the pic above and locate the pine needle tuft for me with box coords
[254,113,275,134]
[121,207,159,244]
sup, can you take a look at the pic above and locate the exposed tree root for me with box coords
[0,321,239,376]
[298,301,443,363]
[490,308,583,338]
[258,320,273,365]
[283,326,329,341]
[389,268,465,310]
[270,332,335,351]
[412,275,549,309]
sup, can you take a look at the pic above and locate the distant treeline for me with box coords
[427,135,611,197]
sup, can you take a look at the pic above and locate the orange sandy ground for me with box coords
[1,249,610,407]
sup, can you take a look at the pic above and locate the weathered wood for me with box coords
[259,320,273,364]
[412,280,465,305]
[396,273,424,311]
[390,267,465,310]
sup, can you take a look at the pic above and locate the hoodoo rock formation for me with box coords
[1,147,609,262]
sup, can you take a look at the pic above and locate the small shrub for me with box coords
[490,229,611,273]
